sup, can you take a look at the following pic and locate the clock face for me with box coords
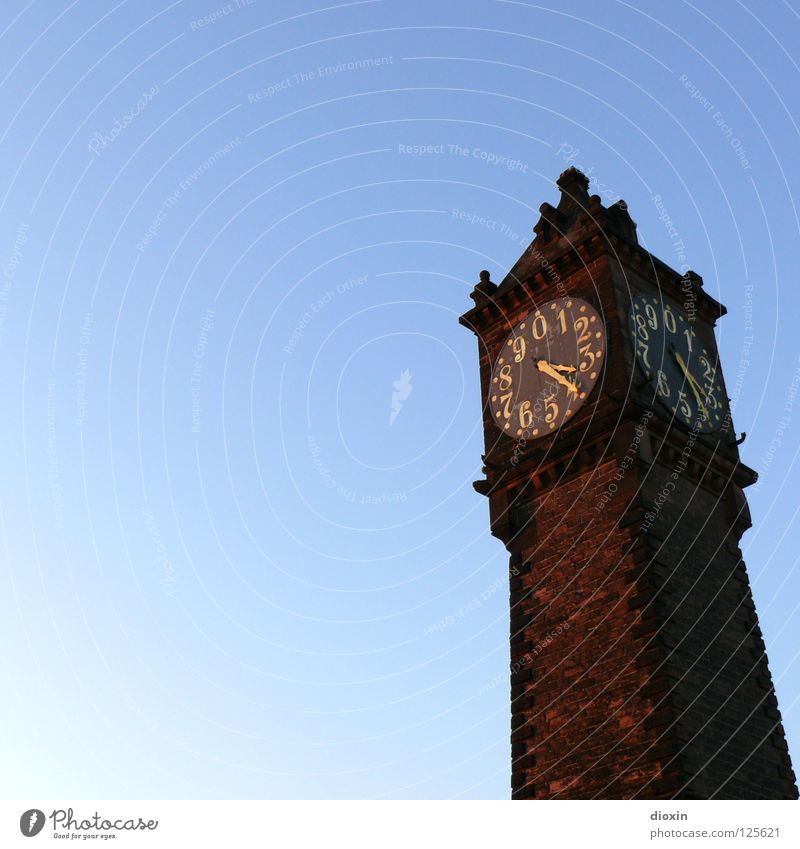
[629,294,724,432]
[488,297,606,438]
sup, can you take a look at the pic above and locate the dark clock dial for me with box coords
[629,294,725,432]
[488,297,606,438]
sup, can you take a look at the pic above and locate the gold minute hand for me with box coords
[673,350,708,420]
[536,359,579,395]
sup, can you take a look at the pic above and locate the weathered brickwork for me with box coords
[637,466,796,798]
[510,459,675,799]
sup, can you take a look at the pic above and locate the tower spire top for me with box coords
[555,166,590,208]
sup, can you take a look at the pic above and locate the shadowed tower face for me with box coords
[460,168,798,800]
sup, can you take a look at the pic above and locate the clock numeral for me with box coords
[677,391,691,419]
[663,307,677,333]
[498,364,513,391]
[500,392,514,420]
[578,343,596,373]
[635,313,650,341]
[637,337,651,369]
[531,314,547,340]
[700,355,714,382]
[557,308,568,334]
[512,336,526,363]
[575,316,591,344]
[544,394,559,424]
[644,303,659,330]
[684,327,693,352]
[657,369,670,397]
[519,400,534,428]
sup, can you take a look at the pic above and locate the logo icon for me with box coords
[390,369,413,425]
[20,809,45,837]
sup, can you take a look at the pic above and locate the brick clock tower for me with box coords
[459,167,797,799]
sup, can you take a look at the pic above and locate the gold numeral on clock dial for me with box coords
[677,391,691,419]
[578,344,596,372]
[637,338,651,369]
[575,316,591,344]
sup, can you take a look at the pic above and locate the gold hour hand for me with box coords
[536,359,579,395]
[672,348,708,420]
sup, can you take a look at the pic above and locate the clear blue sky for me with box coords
[1,0,799,799]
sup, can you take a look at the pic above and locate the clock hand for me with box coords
[671,347,708,420]
[535,359,579,395]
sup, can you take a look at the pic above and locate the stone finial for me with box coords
[684,269,704,288]
[556,167,591,208]
[470,269,497,305]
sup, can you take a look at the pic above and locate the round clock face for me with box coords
[488,297,606,438]
[629,294,724,432]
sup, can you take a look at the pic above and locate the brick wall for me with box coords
[508,453,797,798]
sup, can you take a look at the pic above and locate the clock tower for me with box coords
[460,167,797,799]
